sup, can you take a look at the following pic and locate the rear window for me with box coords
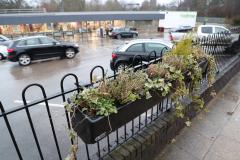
[127,43,143,52]
[201,27,213,34]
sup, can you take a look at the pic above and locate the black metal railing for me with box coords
[230,26,240,34]
[195,32,238,72]
[0,33,239,160]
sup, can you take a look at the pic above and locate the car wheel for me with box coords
[0,53,3,60]
[133,34,137,38]
[65,48,76,59]
[18,54,31,66]
[117,34,121,39]
[116,62,127,72]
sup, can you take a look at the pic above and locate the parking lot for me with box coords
[1,27,240,159]
[0,31,166,109]
[0,31,166,160]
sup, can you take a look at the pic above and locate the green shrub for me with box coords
[99,70,148,104]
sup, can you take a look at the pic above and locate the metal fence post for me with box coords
[0,102,23,160]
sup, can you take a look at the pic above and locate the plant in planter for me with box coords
[66,88,117,117]
[161,38,215,118]
[145,60,188,118]
[145,63,186,97]
[67,70,160,144]
[192,45,216,86]
[98,70,148,104]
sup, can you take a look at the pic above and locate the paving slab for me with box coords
[154,71,240,160]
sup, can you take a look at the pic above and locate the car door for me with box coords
[125,43,145,64]
[124,28,131,37]
[39,37,64,58]
[119,28,126,37]
[144,43,169,61]
[20,38,43,60]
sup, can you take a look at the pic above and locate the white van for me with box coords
[197,25,230,38]
[170,25,239,43]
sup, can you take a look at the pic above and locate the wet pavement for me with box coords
[0,38,119,109]
[0,32,166,160]
[155,71,240,160]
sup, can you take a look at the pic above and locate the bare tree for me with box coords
[0,0,29,9]
[103,0,125,11]
[85,0,102,11]
[62,0,85,11]
[40,0,59,12]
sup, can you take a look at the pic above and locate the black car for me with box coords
[109,27,138,39]
[7,36,79,66]
[110,39,173,71]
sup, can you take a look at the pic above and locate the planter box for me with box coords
[71,92,164,144]
[71,59,208,144]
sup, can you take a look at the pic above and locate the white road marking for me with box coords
[14,100,64,108]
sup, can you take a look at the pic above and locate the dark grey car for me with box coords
[109,27,138,39]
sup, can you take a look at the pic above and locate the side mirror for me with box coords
[52,42,57,45]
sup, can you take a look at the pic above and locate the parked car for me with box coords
[197,25,239,44]
[0,45,7,60]
[169,26,193,42]
[110,39,173,71]
[7,36,79,66]
[197,25,231,38]
[0,35,11,46]
[109,27,138,39]
[0,35,10,42]
[169,25,236,42]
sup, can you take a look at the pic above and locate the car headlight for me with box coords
[74,44,79,47]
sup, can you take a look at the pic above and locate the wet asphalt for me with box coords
[0,32,166,160]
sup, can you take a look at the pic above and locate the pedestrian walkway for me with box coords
[155,71,240,160]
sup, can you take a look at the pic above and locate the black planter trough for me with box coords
[71,58,209,144]
[71,92,164,144]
